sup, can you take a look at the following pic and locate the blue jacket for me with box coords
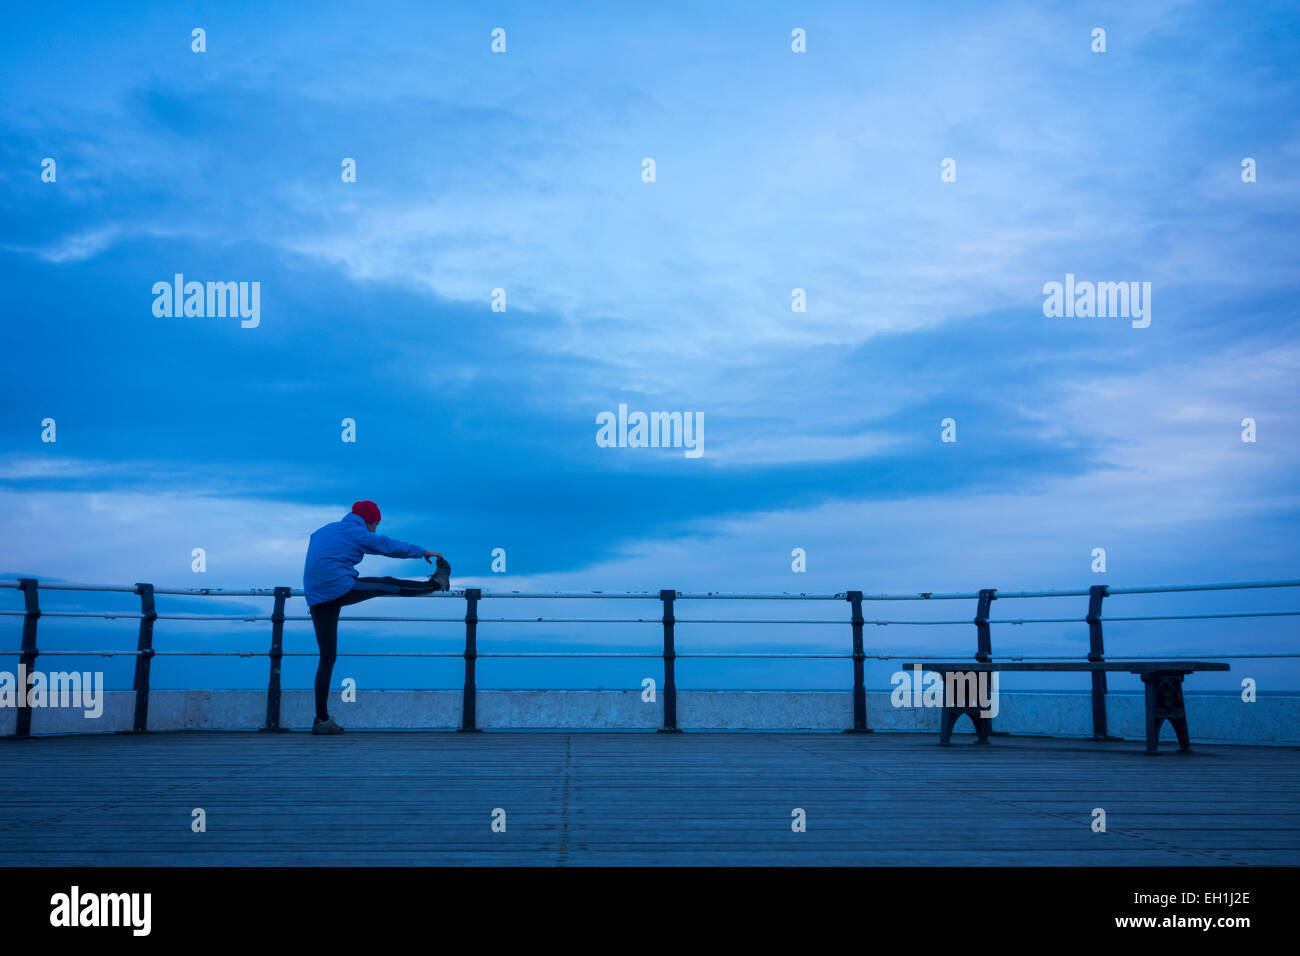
[303,512,426,606]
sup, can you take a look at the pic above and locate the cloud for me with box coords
[1,0,1296,696]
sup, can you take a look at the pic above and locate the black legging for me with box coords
[308,576,442,721]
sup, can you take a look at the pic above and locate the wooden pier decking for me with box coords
[1,731,1297,866]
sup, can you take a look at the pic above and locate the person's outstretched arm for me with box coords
[362,531,439,562]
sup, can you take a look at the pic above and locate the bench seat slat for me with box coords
[901,661,1229,672]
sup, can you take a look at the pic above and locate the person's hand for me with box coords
[424,550,442,564]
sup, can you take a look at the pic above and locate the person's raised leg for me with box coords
[353,575,444,596]
[334,583,397,607]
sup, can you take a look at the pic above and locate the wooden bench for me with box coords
[902,661,1230,754]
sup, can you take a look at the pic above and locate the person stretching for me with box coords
[303,500,451,734]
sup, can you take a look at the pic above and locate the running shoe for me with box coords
[431,555,451,591]
[312,716,345,734]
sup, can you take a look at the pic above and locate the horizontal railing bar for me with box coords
[0,649,143,656]
[1056,653,1300,660]
[854,591,1086,600]
[0,650,469,658]
[152,587,301,596]
[0,582,139,592]
[156,588,465,598]
[7,609,1298,626]
[1105,580,1300,595]
[679,653,849,658]
[476,652,669,658]
[8,648,1299,660]
[670,593,849,600]
[476,592,679,599]
[10,647,1300,660]
[1098,611,1300,621]
[475,652,853,658]
[5,579,1298,600]
[0,611,145,619]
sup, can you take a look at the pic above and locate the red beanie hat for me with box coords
[351,500,381,524]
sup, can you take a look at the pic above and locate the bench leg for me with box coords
[939,705,990,745]
[939,706,958,745]
[1166,677,1193,753]
[1141,671,1193,755]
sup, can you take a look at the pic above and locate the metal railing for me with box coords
[2,577,1298,738]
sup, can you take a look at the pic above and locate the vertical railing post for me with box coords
[131,583,157,733]
[974,588,997,662]
[262,586,291,732]
[460,588,481,732]
[846,590,870,732]
[14,578,40,738]
[659,589,680,732]
[1086,584,1114,739]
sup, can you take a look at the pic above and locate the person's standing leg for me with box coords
[311,585,412,718]
[309,598,343,723]
[309,578,449,731]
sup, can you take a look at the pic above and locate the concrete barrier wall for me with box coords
[4,690,1298,745]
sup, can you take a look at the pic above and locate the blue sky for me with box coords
[1,0,1298,694]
